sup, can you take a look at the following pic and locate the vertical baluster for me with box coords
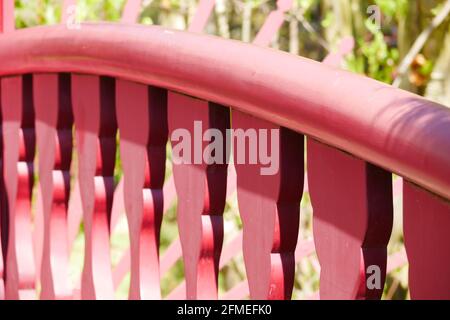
[116,80,167,299]
[0,0,15,300]
[108,0,218,293]
[62,0,81,255]
[404,181,450,299]
[252,0,293,46]
[72,75,116,300]
[61,0,77,23]
[188,0,216,33]
[0,77,4,300]
[0,0,14,33]
[121,0,142,23]
[230,0,300,300]
[1,75,36,300]
[34,73,73,299]
[34,2,79,277]
[168,93,229,299]
[232,113,303,299]
[307,139,393,299]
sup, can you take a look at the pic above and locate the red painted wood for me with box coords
[307,248,408,300]
[404,182,450,299]
[1,25,449,200]
[67,179,82,250]
[322,36,355,67]
[62,0,77,23]
[253,0,293,46]
[34,73,73,299]
[1,75,36,299]
[121,0,142,24]
[168,92,229,299]
[162,164,235,277]
[112,162,233,291]
[112,175,177,290]
[0,0,14,301]
[0,0,14,33]
[72,75,115,299]
[64,0,142,262]
[188,0,216,33]
[116,80,167,299]
[227,5,303,300]
[110,177,125,231]
[307,139,393,299]
[220,239,315,300]
[0,76,4,300]
[232,114,304,300]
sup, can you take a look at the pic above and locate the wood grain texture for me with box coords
[168,92,229,299]
[116,80,167,299]
[72,75,115,299]
[34,73,73,299]
[404,181,450,299]
[233,112,304,299]
[307,139,393,299]
[1,75,36,299]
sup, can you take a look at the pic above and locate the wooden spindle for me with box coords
[404,181,450,299]
[252,0,292,46]
[168,93,229,299]
[307,139,393,299]
[232,113,303,299]
[1,0,17,301]
[188,0,216,33]
[121,0,142,23]
[72,75,116,300]
[116,80,167,299]
[108,0,217,292]
[228,0,300,301]
[0,76,4,300]
[34,73,73,299]
[61,0,77,25]
[0,0,14,33]
[1,75,36,300]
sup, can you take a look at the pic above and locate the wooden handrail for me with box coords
[0,23,448,200]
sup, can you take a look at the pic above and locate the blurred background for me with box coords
[12,0,450,300]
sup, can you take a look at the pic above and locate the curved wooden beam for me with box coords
[0,24,447,200]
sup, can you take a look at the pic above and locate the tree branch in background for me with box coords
[289,9,331,52]
[393,0,450,88]
[289,0,299,55]
[241,0,252,42]
[215,0,230,38]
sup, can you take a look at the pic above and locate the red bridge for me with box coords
[0,0,449,300]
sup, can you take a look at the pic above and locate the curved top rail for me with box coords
[0,23,449,199]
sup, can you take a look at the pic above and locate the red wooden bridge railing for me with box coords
[0,0,449,300]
